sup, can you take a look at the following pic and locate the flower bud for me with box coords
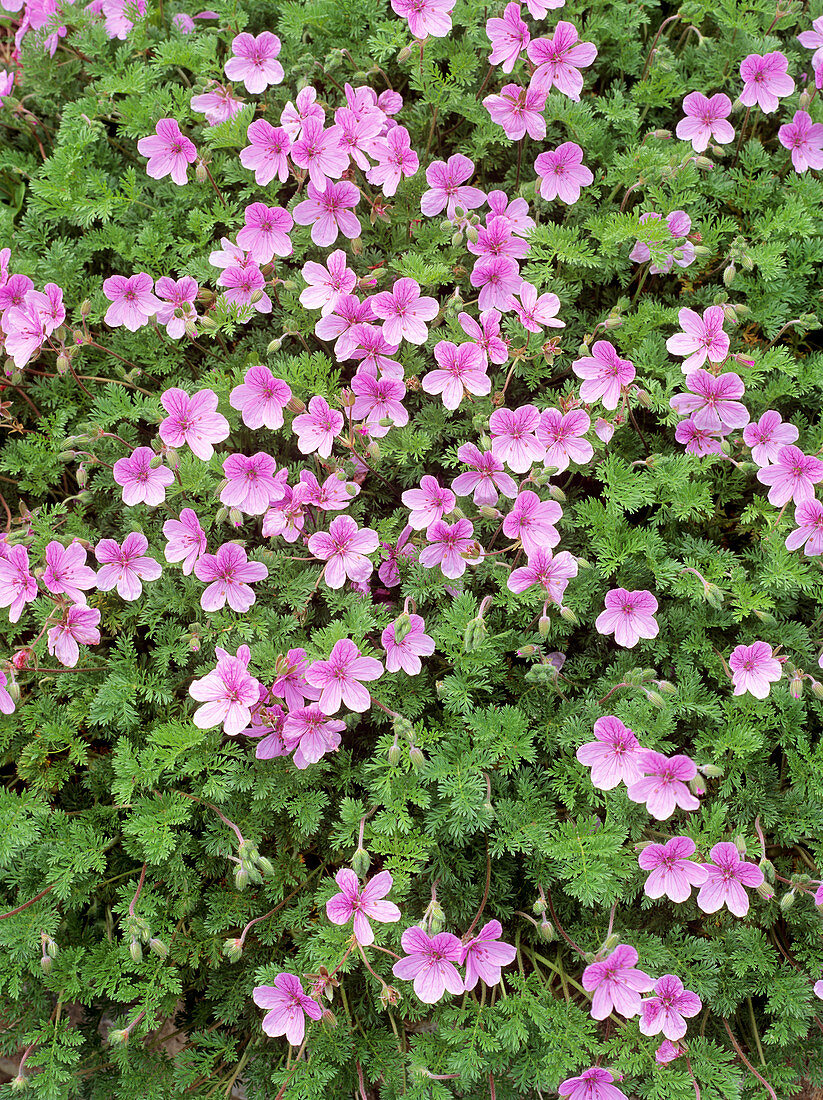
[789,672,804,699]
[426,900,445,935]
[379,983,401,1008]
[698,763,724,778]
[547,484,566,503]
[539,918,555,941]
[634,389,652,409]
[393,612,412,643]
[388,742,402,766]
[409,745,426,771]
[478,505,502,520]
[810,679,823,700]
[129,937,143,963]
[799,88,812,110]
[722,263,736,287]
[463,616,488,653]
[352,846,371,877]
[390,712,413,739]
[755,881,775,901]
[56,353,71,375]
[779,890,795,911]
[367,441,381,461]
[758,857,775,883]
[228,508,244,527]
[653,129,672,140]
[223,937,243,962]
[257,856,275,878]
[40,953,53,974]
[465,225,479,244]
[733,835,747,856]
[689,776,707,797]
[267,337,283,354]
[577,342,590,357]
[559,605,578,625]
[516,644,540,658]
[451,230,463,248]
[234,867,249,891]
[108,1029,130,1046]
[694,156,713,169]
[656,680,677,695]
[149,937,169,958]
[350,236,364,256]
[198,314,218,332]
[538,614,551,638]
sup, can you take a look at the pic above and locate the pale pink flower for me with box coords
[391,0,456,39]
[299,250,356,315]
[0,671,14,716]
[378,526,417,587]
[392,926,463,1003]
[816,979,823,1000]
[484,84,547,141]
[595,417,615,444]
[420,154,485,219]
[402,475,456,531]
[0,273,32,313]
[0,546,38,622]
[292,180,361,248]
[28,282,65,335]
[239,119,291,185]
[208,237,252,272]
[509,281,564,333]
[778,110,823,173]
[220,453,286,516]
[460,920,516,991]
[113,447,175,507]
[291,117,348,190]
[47,605,101,667]
[305,638,383,714]
[675,418,725,457]
[334,105,382,171]
[675,92,734,152]
[229,365,292,430]
[596,588,658,648]
[262,486,306,543]
[163,508,207,575]
[798,16,823,69]
[154,275,199,339]
[626,751,700,820]
[103,273,161,331]
[95,532,161,600]
[270,648,321,711]
[572,342,635,410]
[189,644,260,735]
[468,216,530,263]
[326,869,401,945]
[582,944,654,1020]
[458,309,509,366]
[559,1067,628,1100]
[253,973,322,1044]
[0,70,15,103]
[629,211,695,274]
[282,706,346,768]
[308,515,379,589]
[486,190,535,237]
[490,405,545,473]
[486,2,529,71]
[224,32,283,94]
[366,126,419,196]
[236,203,293,263]
[419,518,476,579]
[669,370,749,432]
[667,305,731,372]
[422,340,490,409]
[743,410,798,466]
[502,490,561,555]
[159,387,229,460]
[452,443,518,506]
[382,612,435,674]
[576,714,645,790]
[656,1040,683,1064]
[350,373,407,436]
[537,408,593,472]
[190,82,245,126]
[292,396,344,458]
[470,255,522,311]
[280,87,325,143]
[194,542,268,612]
[527,21,597,101]
[370,277,439,345]
[698,841,765,916]
[137,118,196,185]
[534,142,593,203]
[99,0,146,39]
[348,325,403,378]
[507,546,577,600]
[43,540,97,603]
[739,51,794,113]
[728,640,782,698]
[638,836,708,903]
[786,500,823,556]
[0,302,44,368]
[756,445,823,506]
[640,975,702,1041]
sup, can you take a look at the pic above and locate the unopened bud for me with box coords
[689,776,707,797]
[350,236,363,256]
[129,937,143,963]
[388,742,401,766]
[656,680,677,695]
[409,745,426,771]
[779,890,795,911]
[257,856,275,877]
[704,584,724,609]
[195,160,208,183]
[427,900,445,935]
[602,933,620,953]
[267,337,283,353]
[789,672,804,699]
[538,614,551,639]
[722,263,736,287]
[635,388,652,409]
[478,505,502,519]
[733,835,747,856]
[539,918,555,941]
[758,858,775,883]
[699,763,723,778]
[366,441,381,461]
[516,644,540,658]
[56,353,71,375]
[228,508,243,527]
[810,679,823,700]
[558,605,578,625]
[149,937,168,958]
[463,616,488,652]
[223,937,243,962]
[198,315,218,332]
[234,867,249,891]
[756,881,776,901]
[753,609,777,624]
[352,846,371,877]
[40,953,53,974]
[577,342,590,357]
[451,230,463,247]
[694,156,713,169]
[799,89,812,110]
[465,225,479,244]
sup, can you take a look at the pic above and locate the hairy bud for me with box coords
[388,742,402,766]
[409,745,426,771]
[129,937,143,964]
[149,937,168,959]
[539,918,555,941]
[463,616,488,653]
[223,937,243,963]
[779,890,795,912]
[352,846,371,877]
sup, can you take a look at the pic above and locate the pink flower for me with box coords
[534,142,593,204]
[537,408,593,472]
[669,371,749,432]
[209,237,252,271]
[221,453,286,516]
[291,117,348,190]
[460,919,516,991]
[382,612,435,674]
[786,500,823,556]
[351,373,407,436]
[470,255,522,311]
[484,84,547,142]
[371,277,438,345]
[137,118,196,185]
[756,445,823,506]
[507,546,578,600]
[728,640,782,698]
[95,532,161,601]
[402,475,456,531]
[489,404,545,472]
[0,546,37,623]
[378,526,417,587]
[626,751,700,820]
[422,340,490,409]
[282,706,346,768]
[572,342,635,410]
[280,86,326,142]
[675,418,724,457]
[217,262,272,314]
[640,975,702,1041]
[778,110,823,174]
[262,486,306,543]
[230,365,292,430]
[486,3,529,72]
[155,276,199,339]
[638,836,709,903]
[0,671,14,716]
[739,51,794,113]
[558,1067,628,1100]
[391,0,455,39]
[103,273,161,331]
[452,443,518,506]
[0,70,15,103]
[486,190,535,236]
[742,410,798,466]
[1,302,44,369]
[305,639,383,715]
[419,518,476,579]
[458,309,509,367]
[348,325,403,379]
[468,218,529,266]
[224,32,283,94]
[47,605,101,667]
[666,306,729,373]
[308,515,379,589]
[582,944,654,1020]
[675,92,734,152]
[292,396,344,458]
[629,211,695,273]
[299,250,356,315]
[697,841,765,917]
[292,180,361,247]
[798,16,823,69]
[236,203,293,263]
[420,154,485,220]
[28,281,65,334]
[596,588,659,648]
[189,644,260,735]
[595,417,615,444]
[113,447,175,507]
[366,125,419,196]
[253,973,322,1044]
[239,119,291,185]
[43,540,97,603]
[163,508,207,575]
[271,648,321,711]
[194,542,268,612]
[503,491,562,555]
[527,21,597,101]
[334,105,382,171]
[655,1040,683,1065]
[576,715,645,790]
[509,282,564,334]
[99,0,147,39]
[0,273,32,313]
[392,926,463,1003]
[159,387,229,461]
[190,82,245,126]
[326,869,401,945]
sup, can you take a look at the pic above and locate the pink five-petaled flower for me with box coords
[581,944,654,1020]
[527,21,597,101]
[252,974,322,1044]
[391,0,455,39]
[194,543,268,613]
[230,365,292,431]
[271,649,321,711]
[402,476,456,531]
[305,639,383,715]
[326,869,401,946]
[103,273,161,332]
[596,588,659,648]
[698,841,765,917]
[221,453,285,517]
[538,408,593,472]
[392,926,463,1004]
[626,751,700,820]
[163,508,207,575]
[382,613,435,675]
[669,370,749,432]
[638,836,709,903]
[371,277,439,346]
[422,340,490,409]
[159,387,230,461]
[629,210,695,274]
[218,263,272,314]
[728,641,782,698]
[189,644,260,735]
[240,119,291,186]
[307,515,379,589]
[666,306,729,374]
[507,546,578,601]
[420,154,485,220]
[675,418,724,457]
[282,706,346,768]
[469,215,531,262]
[190,82,245,126]
[676,92,734,152]
[47,605,101,668]
[778,111,823,174]
[299,250,356,316]
[656,1040,684,1064]
[742,410,799,466]
[136,119,196,185]
[739,52,794,113]
[43,540,97,604]
[419,518,476,579]
[470,255,522,311]
[0,546,38,623]
[509,282,564,333]
[558,1067,628,1100]
[484,84,547,142]
[224,32,284,94]
[576,714,645,791]
[502,491,562,555]
[350,373,407,436]
[452,443,518,506]
[640,975,702,1041]
[113,447,175,507]
[458,309,509,367]
[486,2,529,72]
[292,396,344,458]
[786,500,823,557]
[756,445,823,506]
[95,533,161,601]
[290,117,348,190]
[534,142,593,204]
[236,203,293,264]
[292,180,361,248]
[489,405,545,472]
[366,126,420,196]
[460,920,517,991]
[798,16,823,68]
[155,276,198,339]
[572,342,635,410]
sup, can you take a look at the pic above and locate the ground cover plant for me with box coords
[1,0,823,1096]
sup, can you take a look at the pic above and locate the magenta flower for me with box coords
[572,342,635,410]
[698,841,765,917]
[527,21,597,101]
[159,387,229,461]
[509,282,564,333]
[576,715,645,791]
[308,515,379,589]
[391,0,455,39]
[1,301,44,369]
[743,410,798,466]
[113,447,175,507]
[502,491,562,555]
[305,639,383,715]
[351,373,407,436]
[798,16,823,69]
[292,179,361,248]
[786,500,823,556]
[370,277,438,346]
[558,1067,628,1100]
[218,263,272,315]
[739,51,794,113]
[626,751,700,820]
[95,533,161,601]
[537,408,593,472]
[163,508,207,575]
[675,418,724,457]
[291,117,348,190]
[422,340,491,409]
[0,546,38,623]
[230,365,292,431]
[190,82,245,126]
[489,404,545,472]
[402,476,456,532]
[366,125,419,196]
[382,613,435,675]
[43,541,97,603]
[326,869,401,945]
[534,142,593,204]
[452,443,518,506]
[262,487,306,543]
[282,706,346,768]
[756,445,823,506]
[486,190,535,236]
[103,273,161,331]
[458,309,509,367]
[334,105,382,172]
[419,518,476,579]
[280,86,326,142]
[467,216,530,264]
[656,1040,683,1064]
[155,276,198,339]
[638,836,708,903]
[47,605,101,667]
[676,92,734,151]
[507,546,578,601]
[595,588,658,648]
[298,470,356,513]
[378,527,416,587]
[253,973,322,1044]
[460,919,516,991]
[348,324,402,378]
[194,543,268,613]
[778,110,823,174]
[299,250,356,316]
[728,641,782,699]
[220,453,285,516]
[582,944,654,1020]
[292,396,344,458]
[271,649,321,711]
[189,644,260,735]
[669,370,749,432]
[240,119,291,186]
[666,306,729,374]
[640,975,702,1041]
[0,671,14,716]
[484,84,547,142]
[470,255,522,311]
[420,154,485,220]
[137,118,196,185]
[392,926,463,1004]
[236,203,293,263]
[224,31,283,93]
[486,2,529,71]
